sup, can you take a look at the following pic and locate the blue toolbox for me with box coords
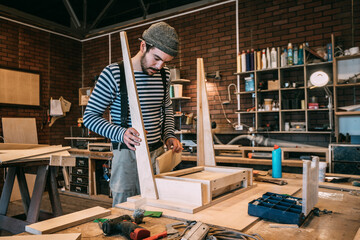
[248,192,305,225]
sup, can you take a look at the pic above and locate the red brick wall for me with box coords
[82,0,359,145]
[0,19,82,146]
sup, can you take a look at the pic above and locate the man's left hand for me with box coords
[165,138,183,153]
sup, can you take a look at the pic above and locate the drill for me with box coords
[102,215,150,240]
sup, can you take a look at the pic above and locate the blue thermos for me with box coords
[272,145,282,178]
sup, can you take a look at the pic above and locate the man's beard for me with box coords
[140,53,159,75]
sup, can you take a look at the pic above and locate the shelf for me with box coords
[281,109,305,112]
[234,71,255,75]
[305,61,332,66]
[235,91,255,95]
[335,54,360,61]
[257,110,279,113]
[280,87,305,91]
[255,68,278,72]
[280,64,305,69]
[171,79,191,84]
[307,108,330,111]
[335,82,360,87]
[171,97,191,100]
[255,131,332,134]
[257,89,279,93]
[335,111,360,116]
[235,111,256,114]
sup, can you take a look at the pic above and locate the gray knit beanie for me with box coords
[142,22,179,57]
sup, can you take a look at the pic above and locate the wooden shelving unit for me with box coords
[232,36,349,136]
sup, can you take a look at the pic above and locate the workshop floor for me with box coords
[0,192,112,236]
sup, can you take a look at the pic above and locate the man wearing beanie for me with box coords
[83,22,182,206]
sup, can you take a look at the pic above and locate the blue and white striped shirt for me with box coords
[83,63,176,144]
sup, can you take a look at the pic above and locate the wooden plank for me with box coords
[49,155,75,166]
[118,183,300,231]
[0,233,81,240]
[25,206,111,235]
[326,173,360,180]
[302,157,319,216]
[119,31,157,200]
[0,146,71,163]
[196,58,215,166]
[0,68,40,106]
[319,182,360,192]
[155,178,204,206]
[155,150,181,174]
[2,118,38,144]
[354,227,360,240]
[0,143,48,150]
[156,166,204,177]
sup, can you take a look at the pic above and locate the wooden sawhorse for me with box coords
[0,161,62,234]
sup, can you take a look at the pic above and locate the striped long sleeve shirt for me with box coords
[83,63,176,145]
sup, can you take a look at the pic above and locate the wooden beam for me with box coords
[0,233,81,240]
[25,206,111,235]
[119,31,158,200]
[0,146,71,163]
[196,58,215,166]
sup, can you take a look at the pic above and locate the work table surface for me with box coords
[16,172,360,240]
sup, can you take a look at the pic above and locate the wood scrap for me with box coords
[155,150,181,174]
[0,233,81,240]
[2,117,38,144]
[319,182,360,192]
[25,206,110,235]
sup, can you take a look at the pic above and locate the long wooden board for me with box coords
[0,233,81,240]
[0,145,70,163]
[25,206,110,235]
[120,31,158,199]
[196,58,215,166]
[118,183,300,231]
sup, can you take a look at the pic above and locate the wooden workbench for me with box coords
[13,172,360,239]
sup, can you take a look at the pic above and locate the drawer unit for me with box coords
[71,175,89,185]
[71,167,88,176]
[76,157,89,167]
[70,184,88,194]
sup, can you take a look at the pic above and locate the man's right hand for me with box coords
[123,127,141,151]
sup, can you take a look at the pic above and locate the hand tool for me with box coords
[143,222,183,240]
[100,215,150,240]
[181,221,209,240]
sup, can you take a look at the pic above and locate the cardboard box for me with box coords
[268,80,279,90]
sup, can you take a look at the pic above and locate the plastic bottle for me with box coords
[250,49,255,71]
[272,145,282,178]
[256,50,262,70]
[270,47,277,68]
[266,47,271,69]
[294,45,298,65]
[298,44,304,65]
[237,53,241,73]
[261,49,267,69]
[287,43,293,65]
[281,48,287,67]
[327,43,333,62]
[246,49,250,72]
[241,50,246,72]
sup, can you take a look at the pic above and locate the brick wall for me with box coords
[0,19,82,146]
[82,0,359,146]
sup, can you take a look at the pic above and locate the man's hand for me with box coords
[165,138,183,153]
[123,127,141,151]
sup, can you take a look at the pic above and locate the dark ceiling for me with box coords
[0,0,216,39]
